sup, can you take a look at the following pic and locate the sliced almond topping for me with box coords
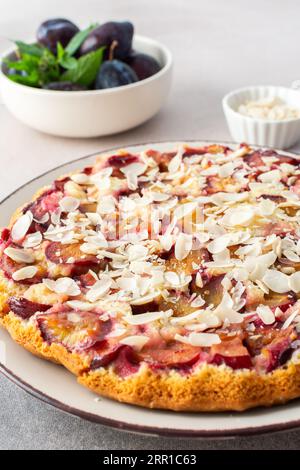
[86,276,112,302]
[12,265,38,281]
[4,247,35,264]
[282,309,300,330]
[207,234,231,254]
[59,196,80,213]
[174,202,197,220]
[120,335,149,351]
[164,271,180,287]
[175,233,193,261]
[126,244,148,261]
[11,212,33,241]
[66,300,96,311]
[175,332,221,347]
[168,148,182,173]
[262,269,290,293]
[289,272,300,293]
[121,162,147,190]
[23,231,43,248]
[124,310,172,325]
[256,305,275,325]
[221,206,254,227]
[71,173,90,184]
[43,278,80,297]
[258,169,281,184]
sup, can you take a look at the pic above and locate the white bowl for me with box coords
[0,35,172,138]
[223,86,300,149]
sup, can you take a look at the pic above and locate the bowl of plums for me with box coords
[0,18,172,137]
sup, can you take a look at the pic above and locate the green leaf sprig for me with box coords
[4,23,104,89]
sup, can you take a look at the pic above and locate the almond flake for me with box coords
[86,276,112,302]
[12,265,38,281]
[97,195,116,214]
[257,198,276,216]
[11,212,33,241]
[4,247,35,264]
[43,277,80,297]
[221,206,254,227]
[121,162,147,190]
[175,233,193,260]
[256,305,275,325]
[59,197,80,213]
[86,213,102,226]
[282,309,300,330]
[164,271,180,286]
[213,292,243,324]
[127,244,148,261]
[262,269,290,293]
[120,335,149,351]
[283,250,300,263]
[124,310,172,325]
[23,231,42,248]
[258,169,281,184]
[289,272,300,293]
[66,300,96,311]
[71,173,90,184]
[33,213,49,224]
[168,148,183,173]
[175,332,221,347]
[207,234,231,254]
[150,192,170,202]
[174,202,197,220]
[159,234,173,251]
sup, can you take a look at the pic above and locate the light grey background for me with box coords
[1,0,300,450]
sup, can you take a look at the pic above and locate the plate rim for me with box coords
[1,138,300,439]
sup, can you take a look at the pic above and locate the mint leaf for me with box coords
[56,42,78,70]
[8,71,40,87]
[56,42,65,61]
[65,23,98,56]
[15,40,44,57]
[60,55,78,70]
[5,54,40,75]
[61,47,104,87]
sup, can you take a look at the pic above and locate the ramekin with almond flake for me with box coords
[222,86,300,149]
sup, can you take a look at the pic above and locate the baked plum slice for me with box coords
[107,153,138,168]
[244,150,266,168]
[45,242,106,275]
[191,273,224,307]
[8,297,50,320]
[146,149,176,172]
[90,344,140,377]
[0,251,44,284]
[0,228,10,244]
[24,190,63,229]
[262,221,295,237]
[165,248,210,276]
[138,341,200,369]
[252,327,296,372]
[111,345,140,377]
[210,337,252,370]
[37,307,112,352]
[264,291,297,312]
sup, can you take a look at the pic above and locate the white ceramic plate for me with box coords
[2,140,300,438]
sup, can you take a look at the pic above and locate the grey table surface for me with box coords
[1,0,300,450]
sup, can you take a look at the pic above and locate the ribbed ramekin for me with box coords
[222,86,300,149]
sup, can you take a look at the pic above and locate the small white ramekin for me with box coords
[222,86,300,149]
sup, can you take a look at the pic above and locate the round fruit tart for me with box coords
[2,142,300,411]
